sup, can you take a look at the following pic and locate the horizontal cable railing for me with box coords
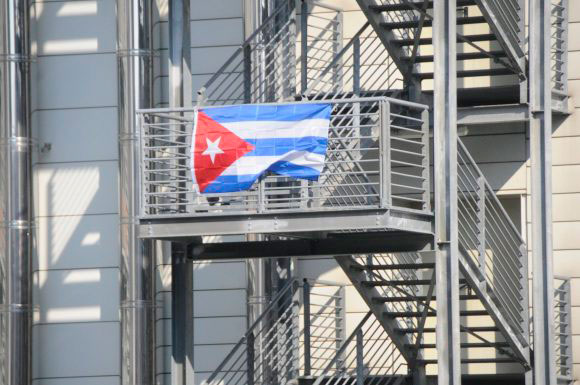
[456,139,527,339]
[204,278,345,385]
[311,311,407,385]
[137,97,431,219]
[551,0,569,104]
[197,0,296,106]
[554,276,573,383]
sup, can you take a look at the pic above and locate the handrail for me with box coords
[456,138,527,343]
[205,278,346,385]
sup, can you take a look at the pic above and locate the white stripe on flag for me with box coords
[221,119,330,140]
[219,151,326,176]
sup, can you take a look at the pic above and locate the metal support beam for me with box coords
[190,232,433,260]
[168,0,194,382]
[433,1,462,385]
[530,0,556,384]
[171,243,194,385]
[0,0,33,382]
[116,0,155,382]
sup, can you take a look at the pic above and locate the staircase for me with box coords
[355,0,526,105]
[137,0,574,383]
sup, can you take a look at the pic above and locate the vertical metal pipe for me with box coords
[116,0,155,382]
[0,0,33,382]
[356,329,364,385]
[530,0,556,384]
[433,1,462,385]
[168,0,194,383]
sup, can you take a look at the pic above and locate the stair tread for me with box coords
[407,342,511,349]
[381,16,486,30]
[374,294,479,303]
[393,34,497,46]
[359,262,435,270]
[418,68,515,80]
[363,278,467,286]
[418,358,519,364]
[401,50,507,63]
[388,310,489,317]
[370,0,476,12]
[396,326,500,333]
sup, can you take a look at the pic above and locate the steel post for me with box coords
[303,279,311,376]
[168,0,194,382]
[171,243,194,385]
[0,0,33,382]
[356,329,364,385]
[433,1,462,385]
[116,0,155,381]
[301,0,308,94]
[530,0,556,384]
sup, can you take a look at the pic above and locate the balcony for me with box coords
[136,97,433,240]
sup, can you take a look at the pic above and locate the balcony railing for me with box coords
[137,97,430,220]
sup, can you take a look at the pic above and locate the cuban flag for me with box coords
[191,103,332,194]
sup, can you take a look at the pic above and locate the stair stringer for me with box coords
[458,246,531,368]
[335,255,418,364]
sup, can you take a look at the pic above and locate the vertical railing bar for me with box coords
[421,108,430,212]
[380,100,391,208]
[301,0,308,94]
[303,279,311,377]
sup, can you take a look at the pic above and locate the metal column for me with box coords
[530,0,556,384]
[0,0,33,382]
[116,0,155,382]
[168,0,194,382]
[433,1,462,385]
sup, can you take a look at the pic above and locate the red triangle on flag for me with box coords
[193,110,255,192]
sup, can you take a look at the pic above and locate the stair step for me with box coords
[370,0,476,12]
[363,278,467,287]
[418,68,515,80]
[396,326,500,334]
[402,51,507,63]
[356,262,435,270]
[418,358,519,365]
[374,294,479,303]
[388,310,489,318]
[393,34,497,46]
[381,16,486,30]
[407,342,511,349]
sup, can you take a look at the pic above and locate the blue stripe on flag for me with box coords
[267,161,322,180]
[203,162,322,193]
[244,137,328,157]
[202,103,331,123]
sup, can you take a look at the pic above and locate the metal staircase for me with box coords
[136,1,574,384]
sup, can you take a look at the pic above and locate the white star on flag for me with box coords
[202,137,224,164]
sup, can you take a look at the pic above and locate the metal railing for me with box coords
[197,0,297,105]
[137,97,431,219]
[303,22,402,100]
[474,0,526,70]
[551,0,569,107]
[456,139,527,340]
[299,1,343,95]
[554,276,574,383]
[204,279,345,385]
[311,311,407,385]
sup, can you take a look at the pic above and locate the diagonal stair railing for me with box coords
[311,311,407,385]
[456,139,531,365]
[204,279,346,385]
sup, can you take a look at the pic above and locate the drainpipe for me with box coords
[116,0,155,383]
[0,0,33,382]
